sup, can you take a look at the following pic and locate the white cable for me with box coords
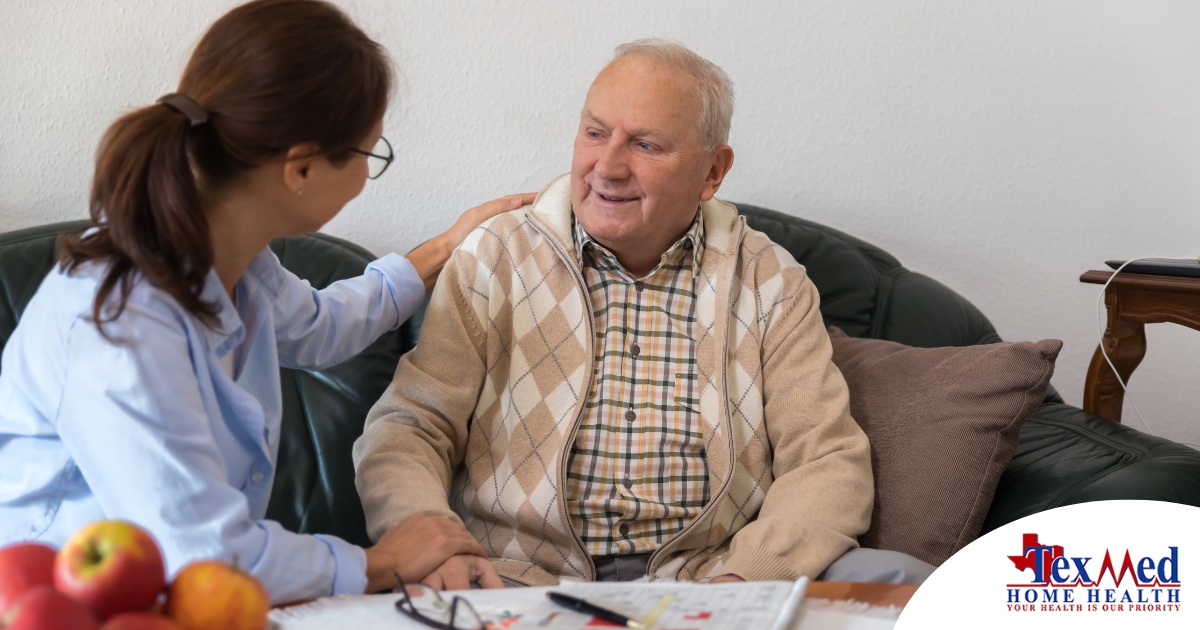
[1093,259,1154,436]
[1093,259,1200,449]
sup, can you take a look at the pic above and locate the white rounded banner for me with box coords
[897,500,1198,629]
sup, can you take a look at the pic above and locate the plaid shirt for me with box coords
[566,211,710,556]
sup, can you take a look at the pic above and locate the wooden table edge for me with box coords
[804,581,918,608]
[1081,270,1200,294]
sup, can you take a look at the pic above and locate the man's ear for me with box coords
[698,145,735,202]
[282,142,322,194]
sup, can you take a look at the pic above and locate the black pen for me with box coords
[547,591,648,629]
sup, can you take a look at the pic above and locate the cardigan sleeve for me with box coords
[715,256,874,581]
[352,245,489,541]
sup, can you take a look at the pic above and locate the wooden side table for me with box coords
[1079,270,1200,423]
[805,581,917,608]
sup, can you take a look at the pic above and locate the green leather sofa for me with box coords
[2,209,1198,555]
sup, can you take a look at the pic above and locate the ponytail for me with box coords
[59,104,218,338]
[56,0,392,339]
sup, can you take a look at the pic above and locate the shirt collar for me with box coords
[195,267,243,356]
[574,206,706,274]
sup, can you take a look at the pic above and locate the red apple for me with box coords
[0,585,98,630]
[100,612,183,630]
[0,542,56,613]
[54,520,166,621]
[165,561,269,630]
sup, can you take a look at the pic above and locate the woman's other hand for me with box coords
[364,513,485,593]
[420,554,504,591]
[407,193,537,290]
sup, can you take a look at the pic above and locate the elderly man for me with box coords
[355,39,932,588]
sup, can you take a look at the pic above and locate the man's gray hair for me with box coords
[611,38,734,150]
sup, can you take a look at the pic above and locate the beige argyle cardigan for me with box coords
[354,174,872,586]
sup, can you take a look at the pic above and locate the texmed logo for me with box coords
[1005,533,1181,613]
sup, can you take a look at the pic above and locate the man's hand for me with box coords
[420,555,504,591]
[708,574,746,584]
[364,513,485,593]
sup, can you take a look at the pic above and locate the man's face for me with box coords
[571,56,732,267]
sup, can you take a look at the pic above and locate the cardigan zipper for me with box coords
[646,218,746,578]
[528,216,597,581]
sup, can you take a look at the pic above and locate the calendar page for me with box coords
[519,579,808,630]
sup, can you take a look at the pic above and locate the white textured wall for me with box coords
[3,1,1198,447]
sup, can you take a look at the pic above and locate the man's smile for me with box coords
[594,191,636,204]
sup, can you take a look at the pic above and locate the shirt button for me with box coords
[619,523,630,536]
[250,471,264,484]
[623,476,633,489]
[630,343,641,357]
[634,281,644,292]
[624,410,636,422]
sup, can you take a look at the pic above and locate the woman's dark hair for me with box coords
[59,0,392,334]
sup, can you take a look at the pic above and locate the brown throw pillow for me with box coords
[826,327,1062,566]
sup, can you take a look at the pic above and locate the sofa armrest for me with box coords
[982,401,1200,533]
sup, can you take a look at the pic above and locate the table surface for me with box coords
[806,581,918,608]
[276,580,919,611]
[277,581,919,605]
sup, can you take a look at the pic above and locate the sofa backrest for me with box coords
[733,204,1002,348]
[0,222,75,357]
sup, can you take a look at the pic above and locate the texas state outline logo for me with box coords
[1005,533,1182,614]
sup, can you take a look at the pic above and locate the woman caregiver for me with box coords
[0,0,519,603]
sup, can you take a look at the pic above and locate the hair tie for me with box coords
[157,93,210,126]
